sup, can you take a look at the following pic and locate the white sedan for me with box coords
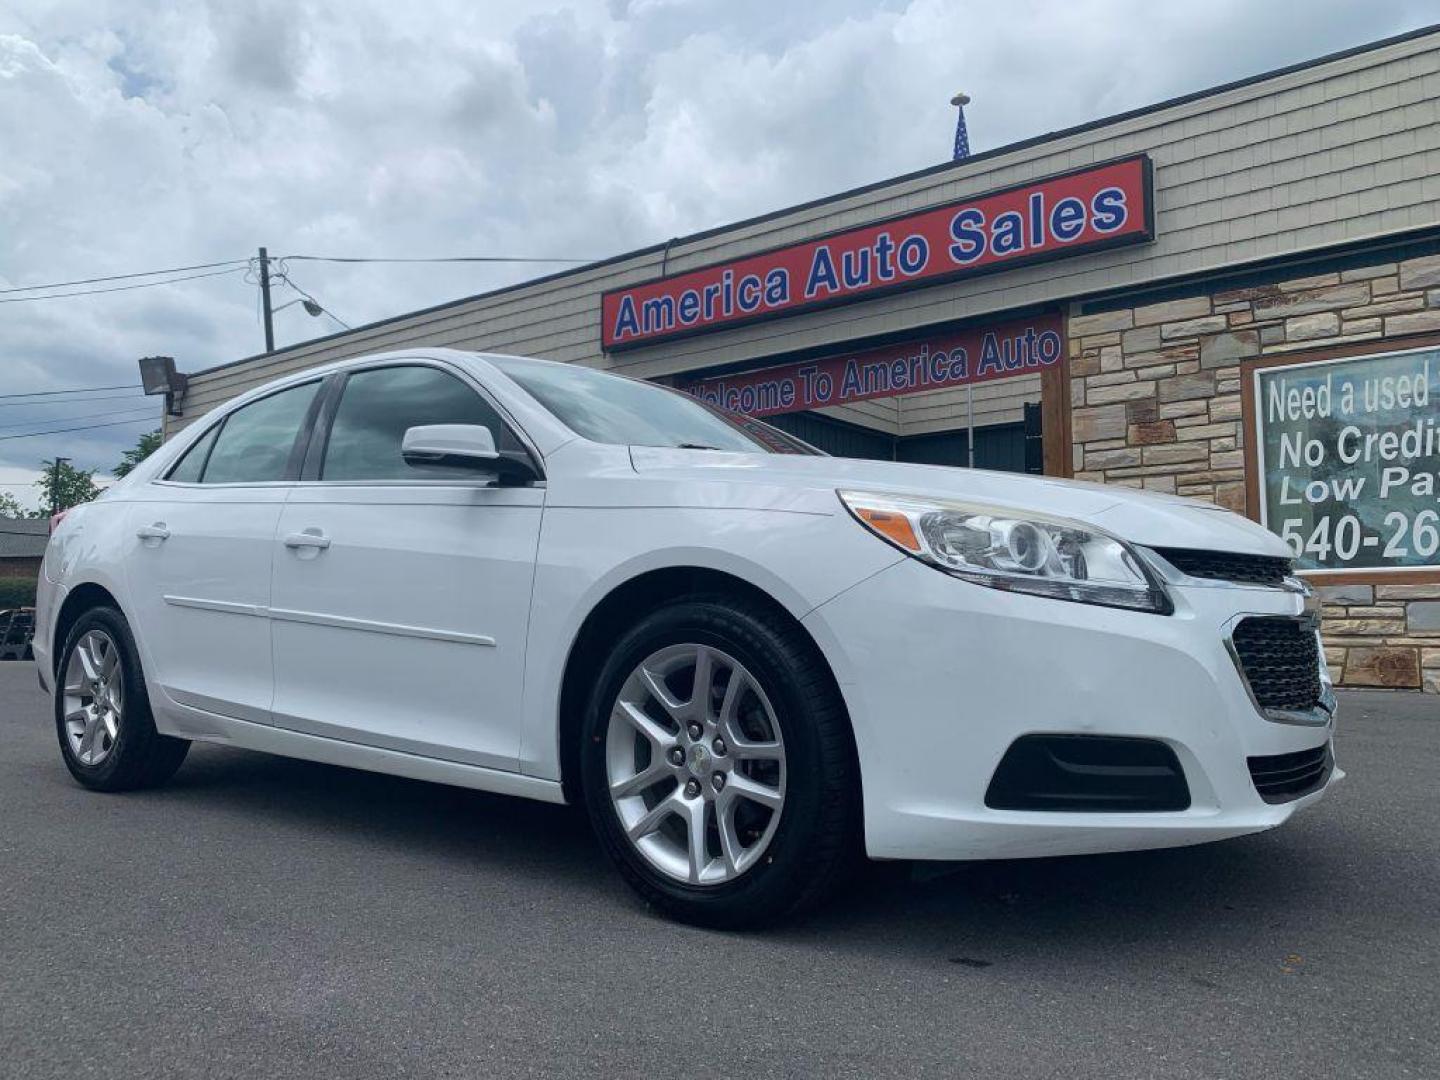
[35,349,1338,926]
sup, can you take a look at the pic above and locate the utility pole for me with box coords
[258,246,275,353]
[50,457,70,517]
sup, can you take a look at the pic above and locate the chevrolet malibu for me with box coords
[35,349,1339,926]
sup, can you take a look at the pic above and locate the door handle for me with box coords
[135,523,170,541]
[284,530,331,551]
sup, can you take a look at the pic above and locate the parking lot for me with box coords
[1,662,1436,1079]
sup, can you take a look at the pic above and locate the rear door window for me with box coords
[198,381,321,484]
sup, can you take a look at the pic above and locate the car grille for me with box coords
[1155,547,1294,588]
[1248,743,1332,804]
[1230,617,1324,712]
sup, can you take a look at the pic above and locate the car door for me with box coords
[123,378,323,724]
[268,361,545,771]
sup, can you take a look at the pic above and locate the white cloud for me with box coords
[0,0,1433,482]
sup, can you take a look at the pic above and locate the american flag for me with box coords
[951,92,972,161]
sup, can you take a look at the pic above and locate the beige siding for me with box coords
[815,397,900,434]
[773,374,1038,437]
[897,374,1040,436]
[175,31,1440,429]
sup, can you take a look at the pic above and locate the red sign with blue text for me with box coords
[678,313,1064,418]
[603,155,1152,350]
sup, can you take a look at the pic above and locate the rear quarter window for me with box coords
[164,425,219,483]
[173,381,320,484]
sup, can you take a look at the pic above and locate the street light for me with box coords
[273,297,325,318]
[137,355,189,417]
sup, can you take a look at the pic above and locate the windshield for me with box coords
[490,356,821,455]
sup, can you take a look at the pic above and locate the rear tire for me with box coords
[581,594,858,928]
[54,606,189,792]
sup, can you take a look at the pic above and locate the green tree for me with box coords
[36,459,100,516]
[0,490,29,519]
[114,429,163,478]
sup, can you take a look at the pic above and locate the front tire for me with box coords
[55,606,189,792]
[581,595,858,928]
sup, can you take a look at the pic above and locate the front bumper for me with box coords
[803,557,1338,862]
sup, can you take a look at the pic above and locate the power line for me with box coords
[0,252,592,301]
[0,391,148,412]
[273,272,350,329]
[0,259,249,296]
[0,266,246,304]
[0,384,142,401]
[0,415,159,442]
[0,407,158,431]
[279,254,595,265]
[0,253,597,308]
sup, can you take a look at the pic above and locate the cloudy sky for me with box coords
[0,0,1433,509]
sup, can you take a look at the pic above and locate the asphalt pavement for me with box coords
[1,661,1437,1079]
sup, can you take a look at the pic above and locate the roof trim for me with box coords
[189,21,1440,380]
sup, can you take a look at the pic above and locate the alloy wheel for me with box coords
[606,643,787,886]
[62,629,124,767]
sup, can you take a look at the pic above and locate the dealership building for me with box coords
[171,27,1440,692]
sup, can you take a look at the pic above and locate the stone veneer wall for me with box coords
[1066,253,1440,693]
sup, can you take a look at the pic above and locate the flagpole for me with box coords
[953,92,974,465]
[967,386,975,469]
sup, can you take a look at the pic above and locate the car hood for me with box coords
[628,446,1290,557]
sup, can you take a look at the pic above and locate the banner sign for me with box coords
[678,313,1064,418]
[603,155,1152,350]
[1254,346,1440,573]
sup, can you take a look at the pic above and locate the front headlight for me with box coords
[838,490,1172,614]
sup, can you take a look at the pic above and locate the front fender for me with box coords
[516,505,903,781]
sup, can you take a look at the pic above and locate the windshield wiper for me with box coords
[676,442,723,450]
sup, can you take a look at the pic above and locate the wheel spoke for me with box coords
[610,760,671,799]
[681,797,710,884]
[718,667,747,727]
[75,637,100,681]
[729,734,783,762]
[716,797,744,875]
[626,791,682,842]
[725,772,783,812]
[722,699,784,760]
[100,641,119,679]
[101,710,120,741]
[690,647,715,721]
[613,700,676,752]
[639,667,686,720]
[77,714,99,761]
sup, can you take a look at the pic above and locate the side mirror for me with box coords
[402,424,498,465]
[400,424,539,485]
